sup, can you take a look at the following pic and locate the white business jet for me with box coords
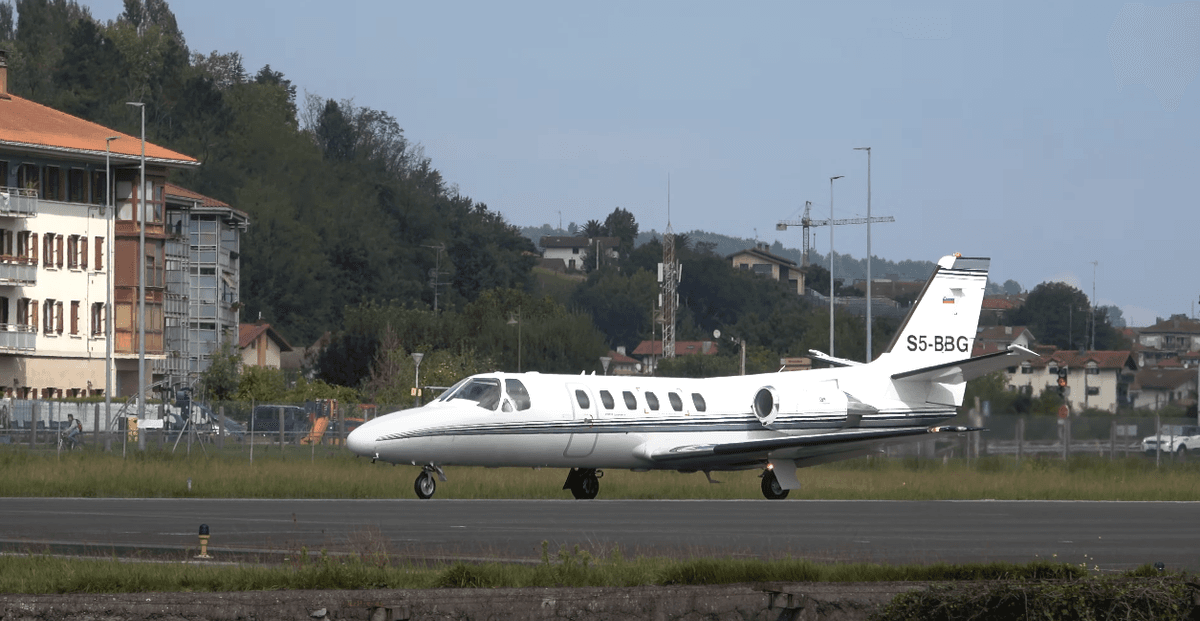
[348,254,1037,500]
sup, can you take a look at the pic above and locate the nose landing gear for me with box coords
[414,464,446,499]
[563,468,602,499]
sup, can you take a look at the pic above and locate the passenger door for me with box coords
[564,383,598,458]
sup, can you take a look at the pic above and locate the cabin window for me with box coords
[622,391,637,409]
[505,379,532,411]
[645,391,660,411]
[668,392,683,411]
[575,389,590,409]
[599,390,615,409]
[691,393,707,412]
[444,378,502,410]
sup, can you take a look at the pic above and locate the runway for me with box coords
[2,498,1196,571]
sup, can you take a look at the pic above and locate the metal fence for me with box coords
[0,399,408,456]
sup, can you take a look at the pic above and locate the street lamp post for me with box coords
[411,352,424,407]
[854,147,872,360]
[829,175,844,357]
[104,135,119,443]
[125,102,146,447]
[507,310,522,372]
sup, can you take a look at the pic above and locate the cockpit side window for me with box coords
[446,378,502,411]
[575,389,591,409]
[438,378,471,402]
[645,391,660,411]
[505,379,532,411]
[668,392,683,411]
[599,390,615,409]
[622,391,637,409]
[691,393,707,412]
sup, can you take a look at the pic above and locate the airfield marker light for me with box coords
[197,524,211,559]
[1155,562,1165,573]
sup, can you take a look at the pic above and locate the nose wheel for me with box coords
[414,464,446,499]
[563,468,601,499]
[760,469,789,500]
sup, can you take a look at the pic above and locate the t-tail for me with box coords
[871,254,1038,407]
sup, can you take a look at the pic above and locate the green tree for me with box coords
[602,207,639,259]
[1010,282,1128,350]
[199,340,240,401]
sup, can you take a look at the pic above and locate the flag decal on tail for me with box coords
[942,296,955,304]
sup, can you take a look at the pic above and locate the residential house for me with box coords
[155,184,248,391]
[239,322,293,369]
[0,50,200,398]
[539,236,619,271]
[1006,350,1137,413]
[605,347,640,375]
[727,244,803,294]
[632,340,720,375]
[972,325,1036,356]
[1129,368,1197,411]
[1135,315,1200,368]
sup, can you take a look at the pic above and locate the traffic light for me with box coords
[1057,368,1068,398]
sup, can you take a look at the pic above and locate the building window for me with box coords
[90,170,106,206]
[0,296,8,325]
[44,166,61,200]
[70,301,80,335]
[1087,366,1100,375]
[17,298,34,329]
[1087,386,1100,396]
[43,299,63,335]
[16,164,39,194]
[43,233,63,268]
[67,235,79,268]
[68,169,86,202]
[0,161,8,187]
[1020,364,1032,374]
[91,302,105,336]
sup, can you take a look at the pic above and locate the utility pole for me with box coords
[854,147,873,360]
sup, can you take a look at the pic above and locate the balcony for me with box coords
[0,258,36,285]
[0,187,38,217]
[0,324,36,352]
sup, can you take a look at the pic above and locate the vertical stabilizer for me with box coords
[875,255,989,370]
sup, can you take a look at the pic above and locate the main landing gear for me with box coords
[760,468,789,500]
[414,464,446,499]
[563,468,602,499]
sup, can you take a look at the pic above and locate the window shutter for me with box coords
[81,238,88,270]
[30,233,37,264]
[41,233,48,266]
[95,237,103,270]
[56,301,63,334]
[30,300,37,330]
[56,235,63,268]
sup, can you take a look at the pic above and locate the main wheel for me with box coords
[1177,447,1188,461]
[760,469,790,500]
[414,471,437,499]
[571,472,600,500]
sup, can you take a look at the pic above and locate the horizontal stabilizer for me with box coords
[647,425,983,462]
[807,349,863,368]
[891,344,1040,383]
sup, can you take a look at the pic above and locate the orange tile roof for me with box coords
[632,340,720,356]
[0,94,198,166]
[164,183,229,208]
[239,323,293,352]
[1028,350,1137,371]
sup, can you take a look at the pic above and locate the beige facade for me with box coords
[727,245,803,294]
[1006,351,1137,414]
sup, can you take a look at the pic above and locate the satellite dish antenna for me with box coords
[713,329,721,339]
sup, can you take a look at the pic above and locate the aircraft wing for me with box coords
[891,344,1040,383]
[645,425,980,463]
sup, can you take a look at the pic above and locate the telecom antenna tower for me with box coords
[660,178,678,359]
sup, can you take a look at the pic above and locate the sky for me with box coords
[78,0,1200,327]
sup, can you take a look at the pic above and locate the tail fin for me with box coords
[875,255,989,369]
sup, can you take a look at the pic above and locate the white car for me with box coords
[1142,425,1200,458]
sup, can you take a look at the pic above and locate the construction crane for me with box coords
[776,201,895,268]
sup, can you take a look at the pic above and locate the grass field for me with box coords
[2,448,1199,500]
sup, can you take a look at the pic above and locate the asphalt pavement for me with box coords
[1,498,1196,571]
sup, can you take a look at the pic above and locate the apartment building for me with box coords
[155,185,248,390]
[0,50,200,397]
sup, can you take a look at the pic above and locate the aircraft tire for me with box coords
[760,469,789,500]
[414,472,437,499]
[572,472,600,500]
[1177,447,1188,462]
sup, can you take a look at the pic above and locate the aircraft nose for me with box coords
[346,425,374,457]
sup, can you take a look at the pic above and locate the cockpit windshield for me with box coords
[443,378,502,410]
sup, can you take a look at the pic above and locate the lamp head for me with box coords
[854,147,870,151]
[831,175,844,181]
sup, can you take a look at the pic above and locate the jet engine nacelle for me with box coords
[751,381,856,430]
